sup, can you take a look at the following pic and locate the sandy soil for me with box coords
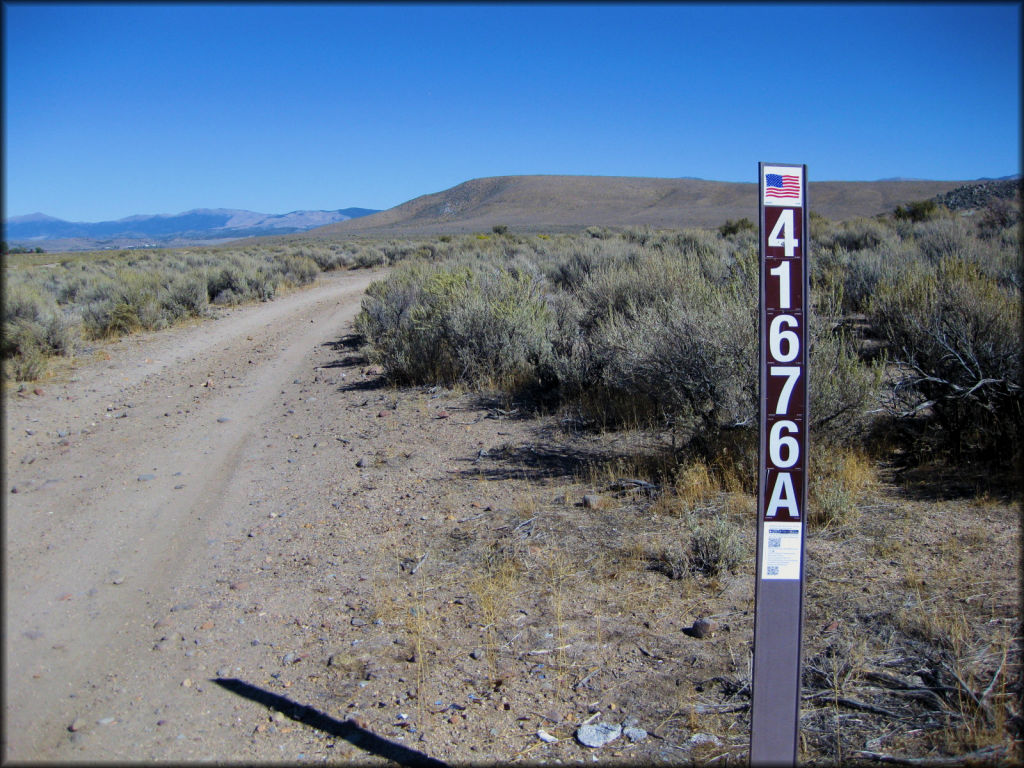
[4,269,1019,764]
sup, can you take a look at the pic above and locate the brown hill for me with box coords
[304,175,984,237]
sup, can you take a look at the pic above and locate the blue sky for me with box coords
[3,2,1020,221]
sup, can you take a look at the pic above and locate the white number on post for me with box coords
[768,208,799,257]
[769,420,800,468]
[770,366,801,414]
[769,261,791,309]
[769,315,800,362]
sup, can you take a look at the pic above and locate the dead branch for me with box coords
[941,660,994,724]
[410,552,428,575]
[860,670,954,711]
[691,702,750,714]
[854,745,1006,765]
[803,689,903,719]
[979,644,1009,707]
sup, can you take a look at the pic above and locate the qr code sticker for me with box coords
[766,565,779,576]
[768,537,781,548]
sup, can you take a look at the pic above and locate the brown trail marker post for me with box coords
[750,162,809,765]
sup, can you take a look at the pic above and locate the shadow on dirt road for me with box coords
[212,678,448,768]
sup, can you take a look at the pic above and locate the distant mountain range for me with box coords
[305,175,1009,238]
[7,173,1019,252]
[3,207,380,251]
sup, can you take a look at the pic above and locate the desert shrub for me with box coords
[826,217,895,253]
[548,235,873,419]
[587,275,757,437]
[894,199,942,222]
[73,251,290,334]
[413,241,446,261]
[584,225,613,239]
[416,244,441,261]
[356,260,554,390]
[161,273,209,321]
[331,244,357,269]
[351,228,897,487]
[206,266,246,305]
[3,281,51,326]
[281,254,319,286]
[3,242,350,374]
[811,238,884,316]
[816,210,1020,318]
[646,515,744,580]
[390,266,473,384]
[562,246,700,333]
[970,232,1022,292]
[647,544,691,580]
[2,282,77,379]
[808,210,836,241]
[659,228,727,260]
[353,246,386,269]
[380,240,424,264]
[977,194,1021,239]
[205,257,278,304]
[445,266,554,390]
[546,242,604,290]
[719,217,756,237]
[54,265,104,305]
[687,515,745,577]
[913,217,971,263]
[3,339,47,380]
[834,248,889,314]
[80,270,163,336]
[544,289,598,396]
[548,243,752,468]
[623,226,653,246]
[297,244,348,271]
[40,313,76,357]
[808,325,885,446]
[355,265,426,366]
[868,256,1022,464]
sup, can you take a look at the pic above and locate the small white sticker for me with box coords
[761,522,803,579]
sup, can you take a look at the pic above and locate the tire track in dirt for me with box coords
[3,270,381,760]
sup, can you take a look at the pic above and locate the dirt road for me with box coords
[4,270,395,761]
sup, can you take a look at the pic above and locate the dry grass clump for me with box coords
[673,461,719,511]
[807,449,876,529]
[469,553,525,680]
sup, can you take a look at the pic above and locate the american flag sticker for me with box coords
[763,167,802,206]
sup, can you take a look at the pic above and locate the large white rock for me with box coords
[576,721,622,748]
